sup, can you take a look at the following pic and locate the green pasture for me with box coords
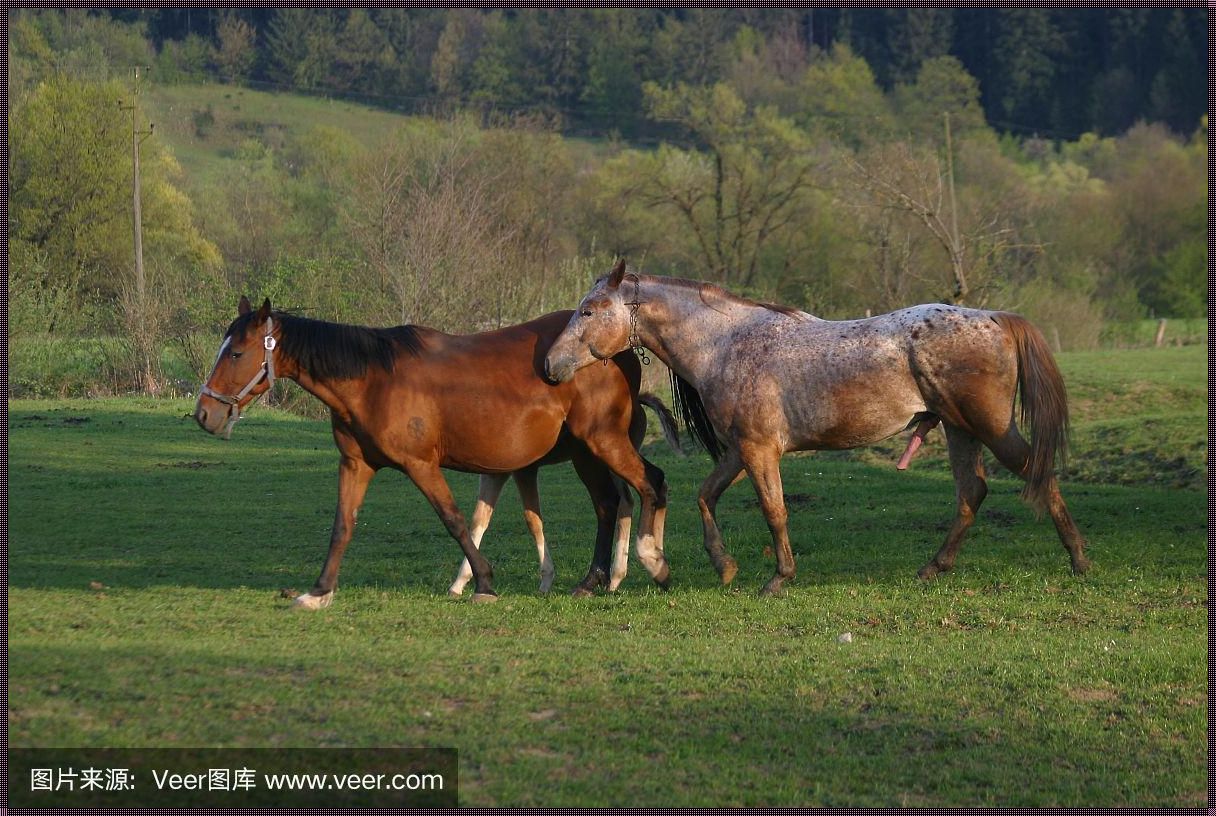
[7,345,1206,806]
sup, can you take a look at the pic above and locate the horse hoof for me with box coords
[293,591,334,610]
[759,577,787,597]
[1071,557,1092,576]
[718,559,739,586]
[652,563,672,591]
[917,562,943,580]
[571,586,595,599]
[447,589,464,599]
[471,592,498,604]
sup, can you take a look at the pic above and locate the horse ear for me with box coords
[256,298,272,322]
[606,258,627,289]
[238,295,252,316]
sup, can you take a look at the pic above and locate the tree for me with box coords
[640,82,822,290]
[883,8,954,84]
[840,139,1037,306]
[265,9,338,90]
[791,43,893,148]
[11,75,132,294]
[892,56,988,145]
[990,10,1066,126]
[212,12,257,82]
[582,11,645,134]
[331,10,397,95]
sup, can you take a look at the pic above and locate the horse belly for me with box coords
[784,370,925,451]
[439,402,567,473]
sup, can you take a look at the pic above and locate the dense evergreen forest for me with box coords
[101,7,1207,138]
[8,9,1207,396]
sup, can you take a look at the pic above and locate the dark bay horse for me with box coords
[545,261,1090,594]
[195,297,673,607]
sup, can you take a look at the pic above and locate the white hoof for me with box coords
[292,591,334,610]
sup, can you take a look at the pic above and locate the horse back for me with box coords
[363,311,640,473]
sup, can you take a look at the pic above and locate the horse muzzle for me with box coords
[543,353,575,384]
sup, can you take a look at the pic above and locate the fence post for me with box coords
[1155,318,1167,347]
[1050,326,1062,354]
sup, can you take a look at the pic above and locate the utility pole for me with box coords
[943,111,965,304]
[121,67,157,394]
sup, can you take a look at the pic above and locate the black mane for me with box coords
[228,311,424,380]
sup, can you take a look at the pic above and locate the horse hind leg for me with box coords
[608,476,633,591]
[919,426,988,579]
[697,445,746,585]
[513,468,555,594]
[448,473,509,597]
[738,441,795,596]
[987,427,1090,575]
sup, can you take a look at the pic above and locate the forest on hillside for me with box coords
[57,8,1208,139]
[7,9,1207,396]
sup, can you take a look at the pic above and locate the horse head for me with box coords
[544,258,635,384]
[193,296,280,438]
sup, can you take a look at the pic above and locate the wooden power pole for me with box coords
[122,67,157,394]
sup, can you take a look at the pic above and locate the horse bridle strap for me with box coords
[623,274,651,366]
[199,317,278,439]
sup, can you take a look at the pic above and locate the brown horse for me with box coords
[545,261,1090,594]
[194,297,674,607]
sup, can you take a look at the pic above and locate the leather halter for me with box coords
[198,317,277,439]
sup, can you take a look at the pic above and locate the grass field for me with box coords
[7,345,1206,806]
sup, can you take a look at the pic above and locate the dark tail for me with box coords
[669,371,724,461]
[993,312,1070,511]
[638,392,683,455]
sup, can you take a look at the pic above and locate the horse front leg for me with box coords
[738,441,795,596]
[697,446,746,585]
[295,454,375,610]
[406,461,497,602]
[570,452,622,597]
[449,473,510,597]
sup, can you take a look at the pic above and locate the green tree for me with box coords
[884,8,954,84]
[212,12,257,83]
[892,56,988,145]
[265,9,338,90]
[991,10,1065,125]
[791,43,893,148]
[641,81,821,289]
[582,11,645,134]
[11,75,132,294]
[333,10,397,95]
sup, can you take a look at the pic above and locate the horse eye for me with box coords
[231,350,244,359]
[580,309,593,318]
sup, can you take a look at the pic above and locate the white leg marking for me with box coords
[608,481,633,591]
[449,475,505,596]
[292,590,334,610]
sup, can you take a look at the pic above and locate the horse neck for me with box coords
[270,315,389,423]
[635,278,756,385]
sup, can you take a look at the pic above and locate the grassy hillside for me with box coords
[145,83,416,185]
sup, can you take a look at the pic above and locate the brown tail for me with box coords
[639,392,684,455]
[992,312,1070,511]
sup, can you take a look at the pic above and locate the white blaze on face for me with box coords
[209,337,232,378]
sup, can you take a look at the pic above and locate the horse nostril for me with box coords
[195,408,208,428]
[543,358,552,381]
